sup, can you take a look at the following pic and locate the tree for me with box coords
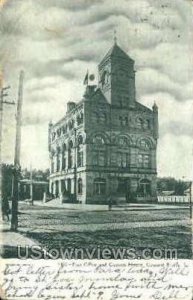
[2,164,14,200]
[157,177,188,195]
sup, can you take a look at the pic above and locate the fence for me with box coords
[157,196,190,204]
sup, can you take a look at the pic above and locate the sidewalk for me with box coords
[34,200,189,211]
[0,221,38,258]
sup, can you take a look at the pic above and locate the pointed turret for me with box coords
[98,41,135,107]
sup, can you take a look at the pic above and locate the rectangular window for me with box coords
[56,155,60,172]
[78,151,83,167]
[93,150,105,166]
[138,154,143,168]
[62,157,66,170]
[144,155,150,168]
[68,155,73,169]
[94,182,106,195]
[51,160,54,173]
[138,154,150,168]
[118,152,128,168]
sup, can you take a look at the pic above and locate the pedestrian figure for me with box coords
[1,196,10,221]
[108,195,112,211]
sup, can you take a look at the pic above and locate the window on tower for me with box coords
[137,118,143,129]
[144,119,151,130]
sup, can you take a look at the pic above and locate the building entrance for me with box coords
[117,178,131,203]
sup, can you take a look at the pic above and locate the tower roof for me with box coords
[99,43,134,66]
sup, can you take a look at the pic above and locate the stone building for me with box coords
[48,41,158,204]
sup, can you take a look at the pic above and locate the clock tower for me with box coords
[98,41,136,108]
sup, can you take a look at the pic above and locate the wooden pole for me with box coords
[0,90,3,219]
[190,182,192,220]
[0,86,13,219]
[11,71,24,231]
[74,128,77,202]
[30,164,33,205]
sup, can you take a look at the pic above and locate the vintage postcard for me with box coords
[0,0,193,299]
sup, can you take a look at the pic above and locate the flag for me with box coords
[83,70,89,85]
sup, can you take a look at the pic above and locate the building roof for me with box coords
[99,43,134,66]
[89,88,108,104]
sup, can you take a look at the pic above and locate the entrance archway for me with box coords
[117,178,131,203]
[138,179,151,197]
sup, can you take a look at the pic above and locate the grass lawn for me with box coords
[14,203,193,259]
[23,224,192,259]
[18,203,190,227]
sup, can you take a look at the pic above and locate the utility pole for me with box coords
[74,128,77,202]
[11,71,24,231]
[0,86,14,218]
[30,164,33,205]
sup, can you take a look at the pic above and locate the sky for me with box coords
[0,0,193,179]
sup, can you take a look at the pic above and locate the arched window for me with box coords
[99,112,107,124]
[77,136,83,167]
[94,178,106,195]
[101,71,109,86]
[78,135,83,145]
[144,119,151,130]
[68,120,74,130]
[139,139,150,150]
[119,116,128,126]
[56,147,61,172]
[137,118,143,129]
[62,125,66,134]
[118,136,130,147]
[57,128,61,137]
[93,135,105,145]
[52,132,56,141]
[51,160,54,173]
[77,113,83,125]
[68,141,73,169]
[78,178,83,194]
[62,144,66,170]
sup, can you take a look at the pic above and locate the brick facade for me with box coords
[48,42,159,204]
